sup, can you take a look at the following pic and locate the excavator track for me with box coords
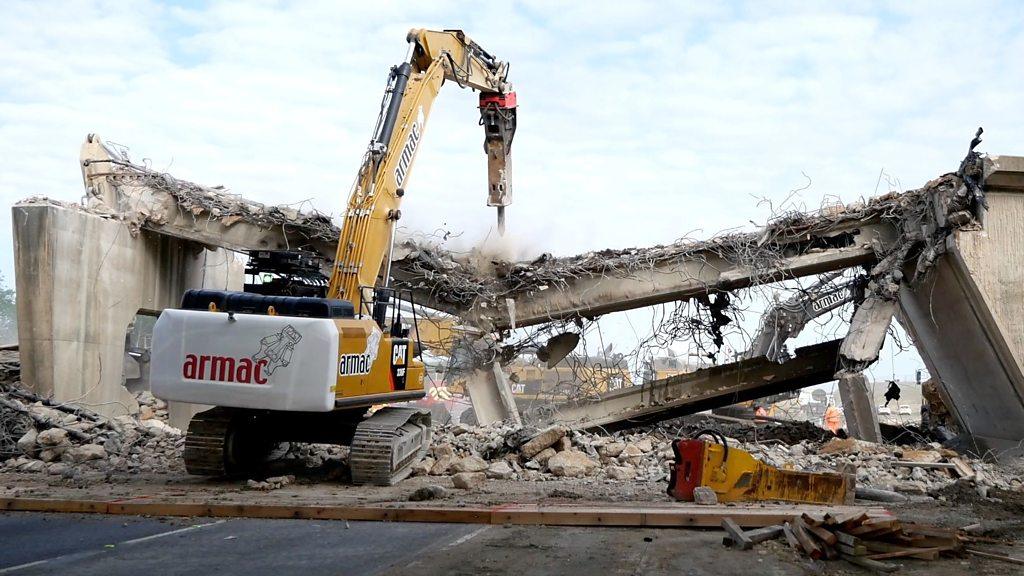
[183,407,268,477]
[349,406,431,486]
[183,407,234,476]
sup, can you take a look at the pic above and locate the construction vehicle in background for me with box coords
[150,29,517,484]
[744,271,867,363]
[714,271,867,418]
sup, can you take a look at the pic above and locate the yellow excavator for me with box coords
[150,29,517,485]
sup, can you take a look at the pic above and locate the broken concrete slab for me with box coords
[551,340,842,432]
[836,372,882,442]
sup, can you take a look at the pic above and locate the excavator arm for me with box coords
[328,29,517,312]
[746,271,867,362]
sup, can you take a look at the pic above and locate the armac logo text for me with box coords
[182,354,270,385]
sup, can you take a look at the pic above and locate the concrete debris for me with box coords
[485,461,515,479]
[410,457,435,476]
[409,485,448,501]
[605,465,637,481]
[16,428,38,456]
[452,472,486,490]
[246,475,295,491]
[531,447,557,466]
[1,361,185,477]
[519,426,567,459]
[451,454,489,473]
[429,454,455,475]
[64,444,106,463]
[35,427,69,447]
[420,417,1022,500]
[692,486,718,505]
[547,450,598,478]
[2,343,1021,508]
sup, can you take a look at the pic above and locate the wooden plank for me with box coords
[868,547,940,561]
[800,513,825,528]
[806,524,839,546]
[0,497,108,514]
[791,518,824,559]
[836,542,867,556]
[950,457,976,479]
[0,496,884,533]
[834,531,860,546]
[850,518,901,537]
[906,536,958,551]
[745,525,785,544]
[722,518,754,550]
[838,512,870,530]
[841,553,900,573]
[724,525,783,547]
[902,524,957,538]
[864,537,937,557]
[966,548,1024,566]
[782,523,801,550]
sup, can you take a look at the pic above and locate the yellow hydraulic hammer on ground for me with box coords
[668,433,854,505]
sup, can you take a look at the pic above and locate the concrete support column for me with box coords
[13,202,242,428]
[836,372,882,442]
[898,157,1024,454]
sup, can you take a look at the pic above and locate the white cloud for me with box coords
[1,0,1022,378]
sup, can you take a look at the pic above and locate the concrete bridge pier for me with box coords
[13,201,242,428]
[899,156,1024,455]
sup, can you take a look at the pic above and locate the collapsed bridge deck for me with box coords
[11,137,1024,453]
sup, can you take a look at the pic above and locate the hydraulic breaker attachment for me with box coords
[480,91,516,234]
[668,436,854,505]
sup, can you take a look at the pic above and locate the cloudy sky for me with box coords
[2,0,1022,379]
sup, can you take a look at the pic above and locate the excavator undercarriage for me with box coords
[183,405,430,485]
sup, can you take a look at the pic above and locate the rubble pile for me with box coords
[1,371,185,477]
[420,419,1022,498]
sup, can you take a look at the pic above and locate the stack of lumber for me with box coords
[723,512,964,572]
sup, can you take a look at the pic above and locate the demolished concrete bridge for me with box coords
[11,135,1024,455]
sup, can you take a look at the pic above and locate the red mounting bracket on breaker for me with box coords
[667,438,708,501]
[479,91,517,224]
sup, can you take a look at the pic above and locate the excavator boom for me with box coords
[328,29,517,311]
[151,29,517,486]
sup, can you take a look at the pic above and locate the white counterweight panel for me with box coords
[151,309,339,412]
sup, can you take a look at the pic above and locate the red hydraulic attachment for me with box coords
[479,90,517,226]
[667,438,708,501]
[668,434,853,505]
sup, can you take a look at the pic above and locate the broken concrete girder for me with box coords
[835,372,882,443]
[551,340,842,432]
[838,297,897,371]
[79,134,338,257]
[393,222,893,331]
[391,169,980,331]
[462,360,523,426]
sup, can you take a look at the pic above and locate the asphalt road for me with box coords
[0,511,809,576]
[0,512,478,576]
[0,511,981,575]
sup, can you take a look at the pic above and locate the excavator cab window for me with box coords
[362,286,423,359]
